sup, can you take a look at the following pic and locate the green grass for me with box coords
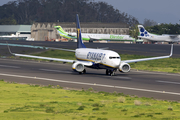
[26,49,180,74]
[34,49,76,60]
[0,80,180,120]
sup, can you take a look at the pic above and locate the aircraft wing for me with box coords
[13,53,93,66]
[13,53,75,63]
[7,45,93,66]
[122,44,173,63]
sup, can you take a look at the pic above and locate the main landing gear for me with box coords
[106,69,116,76]
[79,69,86,74]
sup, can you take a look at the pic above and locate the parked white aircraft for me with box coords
[55,26,135,42]
[8,15,173,76]
[138,25,180,44]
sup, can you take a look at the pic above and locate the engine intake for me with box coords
[72,62,84,72]
[119,62,130,73]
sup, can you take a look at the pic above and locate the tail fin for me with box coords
[54,26,68,35]
[54,26,76,39]
[76,14,86,48]
[138,25,150,37]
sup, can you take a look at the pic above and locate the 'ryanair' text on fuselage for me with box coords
[87,52,106,61]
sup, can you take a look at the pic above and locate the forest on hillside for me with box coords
[0,0,139,26]
[146,24,180,35]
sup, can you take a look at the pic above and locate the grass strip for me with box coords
[0,80,180,120]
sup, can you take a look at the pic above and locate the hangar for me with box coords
[0,23,130,41]
[31,22,130,41]
[0,25,32,40]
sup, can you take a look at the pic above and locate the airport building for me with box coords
[0,23,130,41]
[31,22,130,41]
[0,25,32,41]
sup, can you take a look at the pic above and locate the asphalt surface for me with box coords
[0,58,180,101]
[0,40,180,101]
[0,40,180,57]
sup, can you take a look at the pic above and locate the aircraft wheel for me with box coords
[110,72,115,76]
[79,72,82,74]
[83,69,86,74]
[89,40,93,43]
[106,69,109,75]
[110,70,116,76]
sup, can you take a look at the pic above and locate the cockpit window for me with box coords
[109,57,120,59]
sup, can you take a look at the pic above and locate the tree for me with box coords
[0,0,139,26]
[145,23,180,35]
[143,18,157,27]
[0,17,17,25]
[129,24,139,39]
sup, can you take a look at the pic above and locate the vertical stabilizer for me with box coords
[54,26,68,35]
[138,25,150,37]
[54,26,76,39]
[76,14,86,48]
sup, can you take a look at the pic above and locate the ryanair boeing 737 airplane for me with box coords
[8,15,173,76]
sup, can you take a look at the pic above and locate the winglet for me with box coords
[6,42,14,55]
[169,44,173,57]
[76,14,86,48]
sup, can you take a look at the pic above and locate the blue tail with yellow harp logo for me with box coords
[76,14,86,48]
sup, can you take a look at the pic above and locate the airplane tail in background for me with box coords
[138,25,151,37]
[54,26,76,39]
[59,26,68,35]
[76,14,86,48]
[54,26,67,35]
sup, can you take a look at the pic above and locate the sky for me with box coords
[0,0,180,24]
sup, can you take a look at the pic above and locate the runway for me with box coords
[0,58,180,101]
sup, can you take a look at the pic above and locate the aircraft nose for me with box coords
[113,60,121,67]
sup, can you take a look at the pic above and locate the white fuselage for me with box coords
[69,33,135,41]
[139,34,180,42]
[75,48,121,69]
[138,25,180,43]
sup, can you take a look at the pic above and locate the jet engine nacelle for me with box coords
[119,62,131,73]
[72,62,84,72]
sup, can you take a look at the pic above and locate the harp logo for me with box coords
[77,28,80,38]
